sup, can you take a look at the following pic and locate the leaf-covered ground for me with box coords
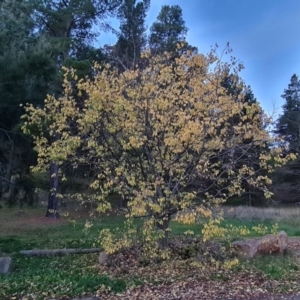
[101,276,300,300]
[75,238,300,300]
[2,206,300,299]
[47,253,300,300]
[94,246,300,300]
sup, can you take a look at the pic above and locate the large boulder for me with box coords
[232,231,288,258]
[0,256,12,274]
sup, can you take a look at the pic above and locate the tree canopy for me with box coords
[0,1,294,227]
[22,47,292,250]
[149,5,188,54]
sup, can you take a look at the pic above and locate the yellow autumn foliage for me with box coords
[22,47,294,254]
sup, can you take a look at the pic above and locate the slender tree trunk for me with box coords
[46,162,60,218]
[248,187,252,206]
[156,217,170,249]
[46,131,61,218]
[0,163,3,200]
[4,133,15,193]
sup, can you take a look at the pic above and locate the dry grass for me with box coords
[0,206,66,236]
[222,205,300,221]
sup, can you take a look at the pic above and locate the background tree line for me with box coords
[0,0,296,215]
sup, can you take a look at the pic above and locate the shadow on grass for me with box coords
[0,253,127,299]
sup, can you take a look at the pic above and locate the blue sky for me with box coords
[99,0,300,118]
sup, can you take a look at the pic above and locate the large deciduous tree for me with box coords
[22,48,291,251]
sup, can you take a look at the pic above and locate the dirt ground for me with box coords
[0,210,65,236]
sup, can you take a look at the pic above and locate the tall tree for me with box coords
[0,0,56,129]
[149,5,192,55]
[36,0,122,63]
[0,0,56,199]
[220,69,271,205]
[276,74,300,153]
[32,0,123,217]
[111,0,150,70]
[272,74,300,193]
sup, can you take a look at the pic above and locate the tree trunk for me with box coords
[3,134,15,193]
[0,162,3,200]
[46,162,60,218]
[156,217,170,250]
[8,174,17,197]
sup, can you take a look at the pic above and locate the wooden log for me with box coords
[20,248,101,256]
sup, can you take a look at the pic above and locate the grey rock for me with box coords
[0,256,12,274]
[98,251,108,265]
[233,230,288,258]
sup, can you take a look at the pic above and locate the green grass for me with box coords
[2,204,300,298]
[170,218,275,240]
[0,206,199,298]
[240,255,300,280]
[0,206,129,299]
[222,218,300,238]
[0,254,126,299]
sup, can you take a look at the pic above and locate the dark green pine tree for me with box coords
[36,0,121,57]
[220,72,268,205]
[111,0,150,70]
[0,0,57,200]
[0,0,56,130]
[276,74,300,153]
[149,5,195,55]
[221,72,261,130]
[222,73,257,104]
